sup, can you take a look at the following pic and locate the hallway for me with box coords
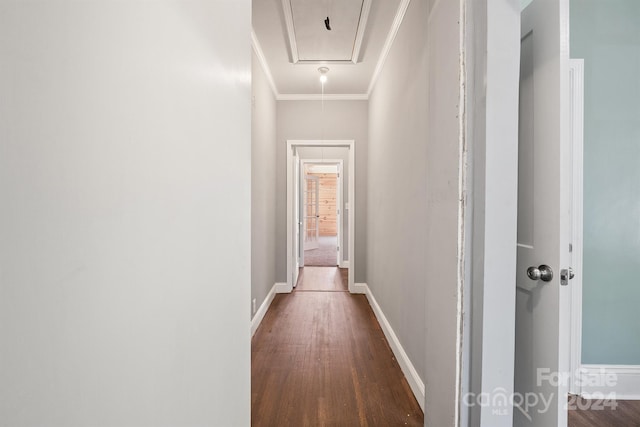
[251,267,423,426]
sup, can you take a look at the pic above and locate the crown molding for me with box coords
[250,30,278,97]
[367,0,412,96]
[277,93,369,101]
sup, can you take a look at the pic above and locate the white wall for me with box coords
[0,2,251,425]
[251,50,278,317]
[276,100,368,282]
[367,0,464,425]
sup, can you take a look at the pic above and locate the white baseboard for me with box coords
[251,284,278,337]
[580,364,640,400]
[274,282,292,294]
[351,282,368,294]
[340,260,350,269]
[360,283,425,412]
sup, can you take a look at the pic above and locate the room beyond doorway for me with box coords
[303,163,339,267]
[304,236,338,266]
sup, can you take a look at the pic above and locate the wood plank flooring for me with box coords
[568,397,640,427]
[294,266,347,292]
[252,267,423,426]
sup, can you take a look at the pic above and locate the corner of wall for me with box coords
[251,284,278,337]
[362,284,426,412]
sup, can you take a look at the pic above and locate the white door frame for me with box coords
[292,149,301,288]
[299,159,344,268]
[286,140,355,293]
[569,58,585,396]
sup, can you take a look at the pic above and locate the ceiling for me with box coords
[252,0,405,98]
[286,0,368,63]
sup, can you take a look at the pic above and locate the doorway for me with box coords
[568,0,640,404]
[286,140,355,293]
[300,161,343,268]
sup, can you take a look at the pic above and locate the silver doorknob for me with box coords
[527,264,553,282]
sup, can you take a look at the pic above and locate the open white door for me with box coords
[515,0,571,426]
[292,150,300,288]
[303,175,320,250]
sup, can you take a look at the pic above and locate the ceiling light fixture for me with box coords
[318,66,330,84]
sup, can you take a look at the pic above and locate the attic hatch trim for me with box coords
[281,0,372,64]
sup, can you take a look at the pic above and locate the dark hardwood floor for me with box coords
[568,397,640,427]
[252,267,423,426]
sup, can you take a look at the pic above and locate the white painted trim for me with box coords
[293,150,301,283]
[253,0,411,101]
[274,282,292,294]
[282,0,371,64]
[252,0,414,101]
[251,30,278,96]
[339,260,350,269]
[351,0,373,63]
[281,0,300,64]
[351,282,367,295]
[455,0,467,425]
[277,93,368,101]
[569,59,585,395]
[287,141,355,293]
[251,284,277,337]
[287,140,355,148]
[360,283,425,411]
[300,159,343,167]
[306,164,339,174]
[367,0,411,95]
[580,365,640,400]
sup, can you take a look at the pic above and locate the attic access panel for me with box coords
[282,0,372,64]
